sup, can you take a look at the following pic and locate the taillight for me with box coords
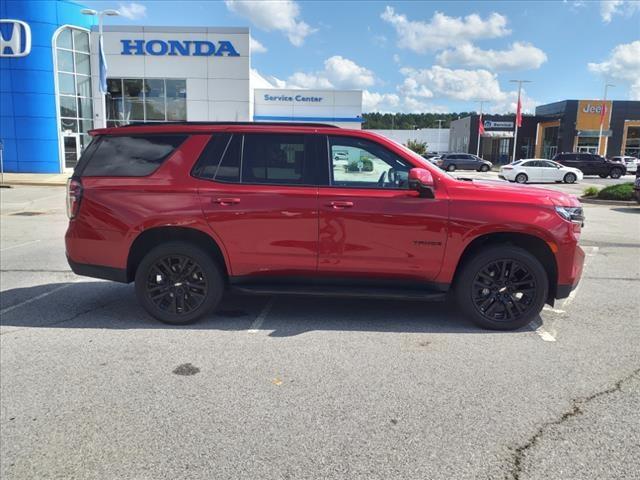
[66,177,83,219]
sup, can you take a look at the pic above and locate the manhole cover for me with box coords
[10,211,45,216]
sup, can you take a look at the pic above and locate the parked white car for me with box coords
[499,159,584,184]
[610,156,639,174]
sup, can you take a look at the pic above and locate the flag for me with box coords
[599,101,607,126]
[99,35,107,94]
[478,114,485,135]
[515,96,522,128]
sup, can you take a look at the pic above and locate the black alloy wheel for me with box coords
[135,242,223,325]
[145,254,208,316]
[564,172,577,184]
[471,259,536,323]
[455,246,548,330]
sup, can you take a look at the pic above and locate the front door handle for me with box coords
[328,201,354,209]
[214,197,241,206]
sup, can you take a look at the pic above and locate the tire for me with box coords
[135,241,224,325]
[479,164,490,172]
[610,168,623,179]
[455,246,549,330]
[447,164,456,172]
[515,173,528,184]
[563,172,577,184]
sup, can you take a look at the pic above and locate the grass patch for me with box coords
[596,182,634,201]
[583,186,598,197]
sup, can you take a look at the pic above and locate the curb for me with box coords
[1,181,66,187]
[580,196,638,206]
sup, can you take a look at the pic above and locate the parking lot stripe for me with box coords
[248,297,275,333]
[0,239,41,252]
[535,326,557,342]
[0,283,74,315]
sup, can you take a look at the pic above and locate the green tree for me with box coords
[405,139,427,155]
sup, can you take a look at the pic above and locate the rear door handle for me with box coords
[328,201,354,209]
[214,197,241,206]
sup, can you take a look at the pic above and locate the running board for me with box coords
[229,284,448,301]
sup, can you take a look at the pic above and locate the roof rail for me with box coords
[117,121,340,128]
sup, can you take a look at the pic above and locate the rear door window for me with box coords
[241,134,313,185]
[80,134,187,176]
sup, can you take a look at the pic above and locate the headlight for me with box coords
[555,206,584,224]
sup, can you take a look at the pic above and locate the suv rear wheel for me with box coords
[455,246,548,330]
[447,164,456,172]
[135,241,224,325]
[610,167,623,179]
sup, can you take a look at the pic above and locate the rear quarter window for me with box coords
[80,134,187,177]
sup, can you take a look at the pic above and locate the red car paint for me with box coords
[65,123,584,300]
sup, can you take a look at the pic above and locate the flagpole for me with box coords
[476,100,484,157]
[597,83,615,156]
[510,79,531,162]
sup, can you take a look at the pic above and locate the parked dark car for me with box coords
[436,153,492,172]
[552,152,626,179]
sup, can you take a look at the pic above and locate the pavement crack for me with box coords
[507,368,640,480]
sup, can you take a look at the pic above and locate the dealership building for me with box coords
[1,1,362,174]
[449,100,640,164]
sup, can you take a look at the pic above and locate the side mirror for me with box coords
[408,168,435,198]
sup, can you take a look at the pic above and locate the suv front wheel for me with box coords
[135,241,224,325]
[455,246,548,330]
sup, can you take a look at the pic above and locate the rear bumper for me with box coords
[67,255,129,283]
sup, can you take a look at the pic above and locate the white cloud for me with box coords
[250,36,267,54]
[400,66,504,102]
[362,90,448,113]
[285,56,376,89]
[380,6,510,53]
[118,2,147,20]
[588,40,640,100]
[225,0,316,46]
[436,42,547,71]
[600,0,640,22]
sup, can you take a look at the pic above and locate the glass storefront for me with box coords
[624,126,639,157]
[106,78,187,126]
[542,126,558,158]
[54,27,93,169]
[576,137,598,154]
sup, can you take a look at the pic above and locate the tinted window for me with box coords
[216,134,242,182]
[81,134,187,176]
[521,161,536,167]
[191,133,232,180]
[242,134,308,184]
[328,135,411,189]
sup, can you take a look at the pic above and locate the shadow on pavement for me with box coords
[0,281,535,336]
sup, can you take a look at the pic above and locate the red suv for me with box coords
[65,122,585,330]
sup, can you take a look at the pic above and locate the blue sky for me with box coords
[87,0,640,113]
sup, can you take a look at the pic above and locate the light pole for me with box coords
[597,83,615,156]
[476,100,484,157]
[510,79,531,162]
[436,119,443,153]
[81,8,120,129]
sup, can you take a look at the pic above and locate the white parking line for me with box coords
[248,297,275,333]
[535,326,557,342]
[0,239,41,252]
[0,282,74,315]
[562,246,599,308]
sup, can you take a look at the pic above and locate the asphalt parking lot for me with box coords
[1,181,639,480]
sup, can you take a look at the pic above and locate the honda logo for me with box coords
[0,19,32,57]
